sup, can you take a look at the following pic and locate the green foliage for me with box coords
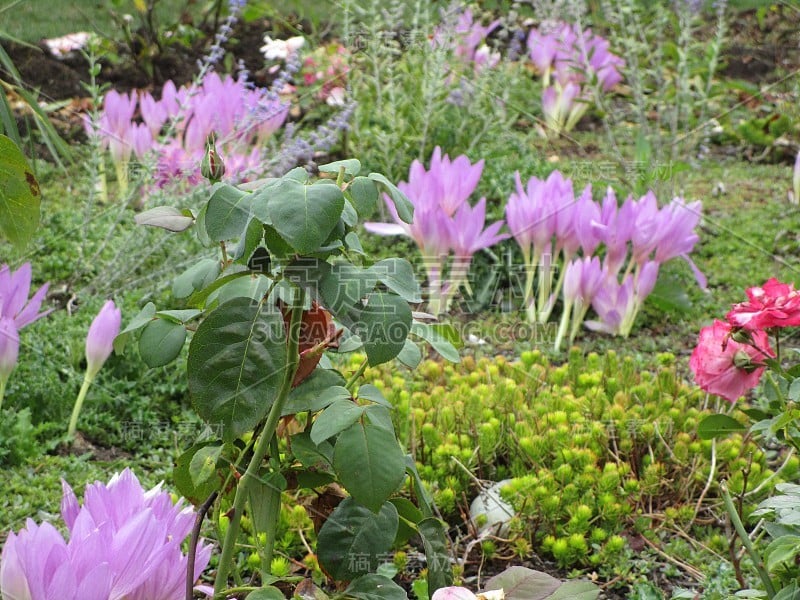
[0,134,40,248]
[0,408,45,467]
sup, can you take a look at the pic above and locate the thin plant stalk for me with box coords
[213,286,305,596]
[67,373,93,439]
[720,480,776,598]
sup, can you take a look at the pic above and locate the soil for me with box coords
[3,6,798,118]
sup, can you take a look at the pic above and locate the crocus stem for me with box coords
[524,249,541,324]
[536,252,553,324]
[554,299,572,352]
[67,372,93,439]
[540,250,572,325]
[213,287,305,597]
[569,302,590,344]
[720,480,776,598]
[0,379,6,412]
[114,160,128,197]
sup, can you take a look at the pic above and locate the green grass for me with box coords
[0,0,331,43]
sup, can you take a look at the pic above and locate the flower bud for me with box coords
[86,300,122,380]
[201,134,225,183]
[732,349,758,373]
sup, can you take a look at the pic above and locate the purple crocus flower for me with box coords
[591,188,635,275]
[85,300,122,381]
[653,198,706,288]
[0,262,51,329]
[139,91,168,137]
[556,255,607,350]
[587,261,660,337]
[630,191,661,265]
[2,469,212,600]
[0,317,19,393]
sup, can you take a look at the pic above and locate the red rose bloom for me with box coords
[690,319,774,403]
[727,278,800,331]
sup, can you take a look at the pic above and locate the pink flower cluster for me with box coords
[301,43,350,106]
[1,469,211,599]
[89,72,289,189]
[691,278,800,402]
[527,23,624,134]
[505,171,705,342]
[365,147,509,313]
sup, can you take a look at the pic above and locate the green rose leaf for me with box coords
[311,399,365,445]
[188,298,288,441]
[333,421,406,512]
[319,158,361,177]
[347,177,379,219]
[113,302,156,354]
[353,293,412,366]
[419,517,454,594]
[697,414,746,440]
[370,258,422,303]
[317,498,398,580]
[0,134,40,248]
[138,318,187,368]
[368,172,413,224]
[268,178,345,254]
[205,184,252,241]
[344,575,407,600]
[188,444,223,489]
[134,206,194,232]
[173,259,221,299]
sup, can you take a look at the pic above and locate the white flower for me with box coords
[43,32,91,58]
[325,86,346,107]
[260,35,305,61]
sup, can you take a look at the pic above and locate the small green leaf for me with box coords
[319,158,361,176]
[357,384,391,407]
[397,339,422,368]
[205,184,252,241]
[320,262,378,319]
[368,173,413,224]
[370,258,422,303]
[268,178,345,254]
[173,259,220,299]
[333,421,406,512]
[0,134,40,248]
[354,293,412,366]
[114,302,156,354]
[347,177,379,218]
[418,518,453,593]
[134,205,194,232]
[174,442,223,504]
[245,587,285,600]
[697,414,746,440]
[317,498,398,580]
[766,535,800,572]
[311,398,365,444]
[411,322,460,363]
[283,370,348,415]
[344,575,407,600]
[188,298,288,441]
[189,444,223,488]
[138,318,187,368]
[155,309,202,324]
[484,566,561,600]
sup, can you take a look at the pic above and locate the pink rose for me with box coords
[690,319,774,403]
[727,278,800,331]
